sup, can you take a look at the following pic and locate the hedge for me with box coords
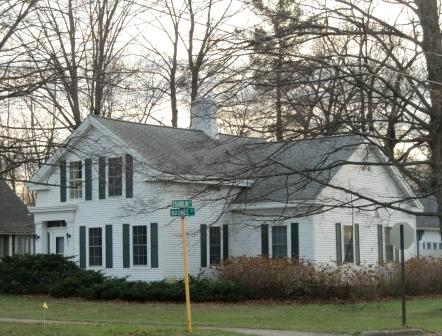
[2,254,442,302]
[0,254,249,302]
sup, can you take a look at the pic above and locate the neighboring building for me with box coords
[0,180,35,257]
[416,196,442,257]
[28,108,421,281]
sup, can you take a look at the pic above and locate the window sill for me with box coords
[107,195,123,199]
[68,198,84,202]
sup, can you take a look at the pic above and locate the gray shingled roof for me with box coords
[416,196,439,229]
[0,180,34,234]
[94,117,365,203]
[232,136,361,203]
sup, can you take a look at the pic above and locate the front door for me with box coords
[55,236,65,256]
[47,227,66,255]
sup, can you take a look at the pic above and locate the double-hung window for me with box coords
[385,227,394,262]
[69,161,82,199]
[89,228,102,266]
[133,225,148,266]
[272,226,287,257]
[209,227,221,265]
[108,157,123,196]
[343,226,354,263]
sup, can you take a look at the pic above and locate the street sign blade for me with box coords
[170,207,195,217]
[172,200,192,208]
[185,208,195,216]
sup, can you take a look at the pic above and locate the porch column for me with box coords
[35,222,47,254]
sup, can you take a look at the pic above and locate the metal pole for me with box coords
[400,224,406,327]
[181,215,192,333]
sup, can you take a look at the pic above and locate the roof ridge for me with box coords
[91,115,206,134]
[281,133,361,144]
[91,116,361,144]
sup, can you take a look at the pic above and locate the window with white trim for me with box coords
[209,227,221,265]
[69,161,82,199]
[133,225,148,266]
[108,157,123,196]
[272,226,287,258]
[343,226,354,263]
[384,227,399,262]
[89,228,102,266]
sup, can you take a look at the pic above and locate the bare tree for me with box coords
[140,0,245,127]
[22,0,145,130]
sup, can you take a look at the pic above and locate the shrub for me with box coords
[49,270,106,298]
[216,256,442,301]
[0,254,80,294]
[0,254,248,302]
[4,254,442,303]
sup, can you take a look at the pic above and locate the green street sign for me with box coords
[172,200,192,208]
[170,207,195,217]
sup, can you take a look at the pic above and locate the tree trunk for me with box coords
[415,0,442,235]
[274,9,283,141]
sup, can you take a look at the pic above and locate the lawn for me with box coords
[1,295,442,333]
[0,322,239,336]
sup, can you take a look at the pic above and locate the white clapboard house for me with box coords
[28,102,422,281]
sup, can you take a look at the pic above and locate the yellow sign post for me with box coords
[180,215,192,333]
[171,201,194,333]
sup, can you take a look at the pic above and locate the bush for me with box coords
[0,254,249,302]
[216,256,442,301]
[49,270,106,298]
[0,254,80,294]
[4,254,442,303]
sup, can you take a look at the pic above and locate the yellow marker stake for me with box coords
[180,215,192,333]
[42,302,48,327]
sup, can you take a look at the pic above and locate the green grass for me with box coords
[0,322,237,336]
[1,295,442,333]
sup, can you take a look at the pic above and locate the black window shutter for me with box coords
[123,224,130,268]
[60,160,66,202]
[99,156,106,199]
[125,154,133,198]
[222,225,229,260]
[354,224,360,265]
[85,158,92,201]
[377,225,384,263]
[151,223,159,268]
[261,224,269,257]
[105,225,113,268]
[291,223,299,260]
[335,223,342,265]
[11,235,15,256]
[79,226,86,269]
[200,224,207,267]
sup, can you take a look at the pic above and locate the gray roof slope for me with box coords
[0,180,33,234]
[416,196,439,229]
[94,117,365,203]
[96,116,262,177]
[232,135,361,203]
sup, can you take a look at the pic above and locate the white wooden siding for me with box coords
[228,211,314,260]
[313,148,417,264]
